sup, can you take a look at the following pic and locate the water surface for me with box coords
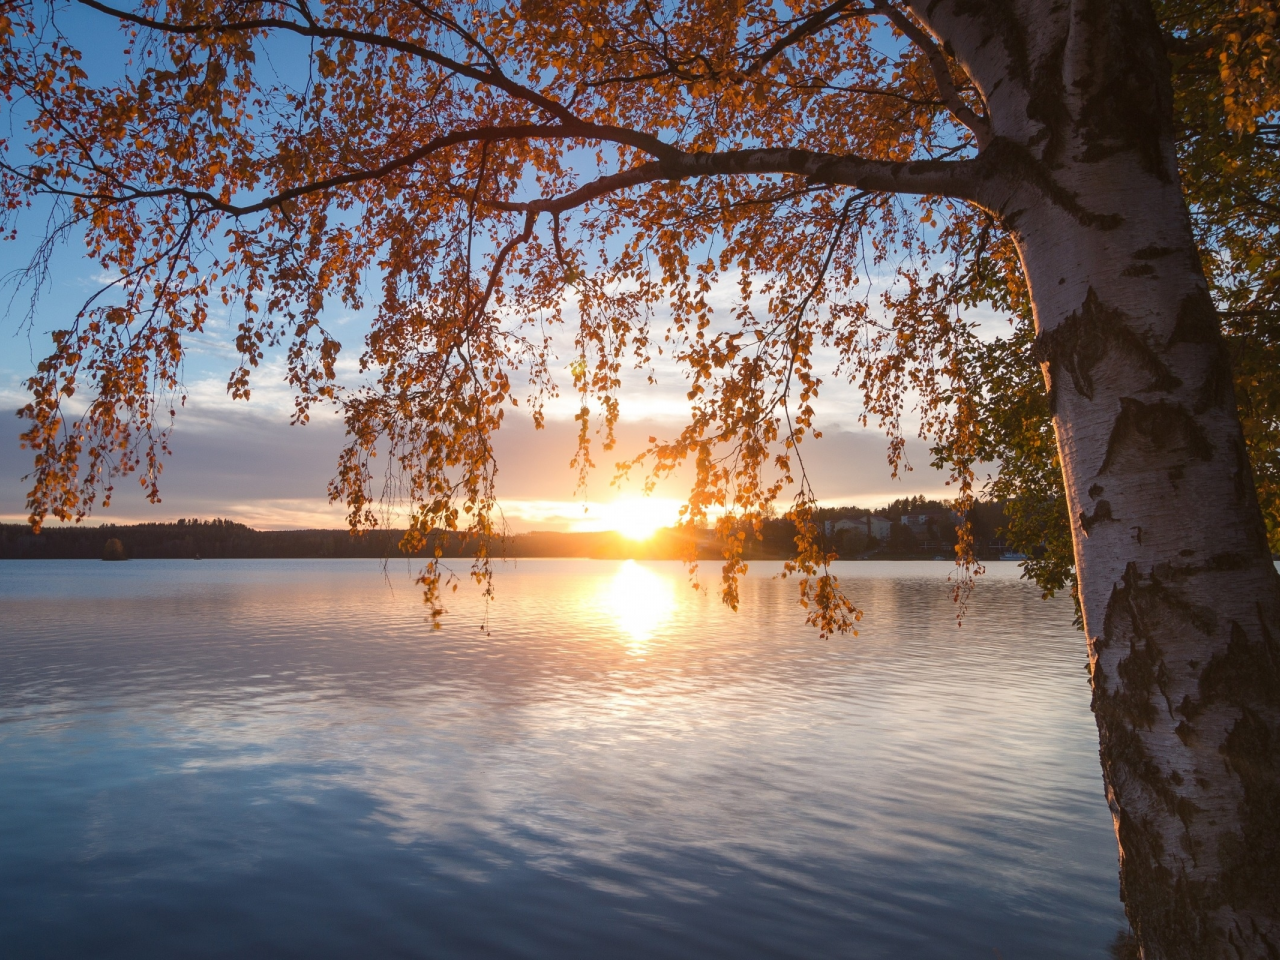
[0,559,1124,958]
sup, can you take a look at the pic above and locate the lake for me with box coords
[0,559,1125,958]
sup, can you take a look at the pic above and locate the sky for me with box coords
[0,185,967,534]
[0,10,968,534]
[0,243,960,532]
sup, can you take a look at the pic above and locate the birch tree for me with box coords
[1,1,1277,955]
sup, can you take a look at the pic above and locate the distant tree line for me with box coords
[0,518,699,560]
[0,502,1018,562]
[0,518,406,560]
[746,498,1014,561]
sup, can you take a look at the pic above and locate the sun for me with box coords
[599,497,681,541]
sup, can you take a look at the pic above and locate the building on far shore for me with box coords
[862,516,893,540]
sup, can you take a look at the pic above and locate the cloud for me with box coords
[1,258,968,530]
[1,387,957,530]
[0,398,347,527]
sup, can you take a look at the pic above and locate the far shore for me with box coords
[1,517,1021,563]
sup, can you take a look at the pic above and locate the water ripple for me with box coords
[0,559,1123,959]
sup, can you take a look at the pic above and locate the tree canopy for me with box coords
[0,0,1276,624]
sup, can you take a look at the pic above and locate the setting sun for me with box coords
[591,497,682,541]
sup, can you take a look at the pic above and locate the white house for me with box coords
[863,516,892,540]
[822,515,892,542]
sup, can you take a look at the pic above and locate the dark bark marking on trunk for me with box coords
[1133,245,1178,260]
[1102,565,1203,727]
[1022,35,1068,161]
[1196,348,1235,415]
[1234,436,1251,502]
[1099,398,1213,476]
[1097,564,1236,958]
[1229,437,1275,562]
[1201,620,1280,711]
[1089,482,1105,499]
[1073,0,1173,179]
[953,0,1170,180]
[1172,622,1268,752]
[1169,288,1218,346]
[1206,552,1252,572]
[1175,794,1202,834]
[1034,288,1179,412]
[948,0,1029,82]
[1096,716,1211,957]
[1121,264,1156,277]
[981,139,1123,228]
[1082,498,1116,534]
[1218,704,1280,923]
[1168,288,1235,414]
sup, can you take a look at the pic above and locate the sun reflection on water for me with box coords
[603,561,677,651]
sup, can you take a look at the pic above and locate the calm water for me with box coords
[0,559,1124,958]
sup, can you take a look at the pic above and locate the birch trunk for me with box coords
[1012,159,1280,959]
[911,0,1280,954]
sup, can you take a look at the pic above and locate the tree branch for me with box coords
[483,145,985,224]
[25,121,990,227]
[872,0,991,148]
[73,0,667,153]
[746,0,874,75]
[15,123,654,216]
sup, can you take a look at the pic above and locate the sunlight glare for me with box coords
[604,561,677,649]
[597,497,680,541]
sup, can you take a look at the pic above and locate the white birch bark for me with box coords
[1013,155,1280,960]
[910,1,1280,955]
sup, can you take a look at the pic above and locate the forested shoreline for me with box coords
[0,499,1014,562]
